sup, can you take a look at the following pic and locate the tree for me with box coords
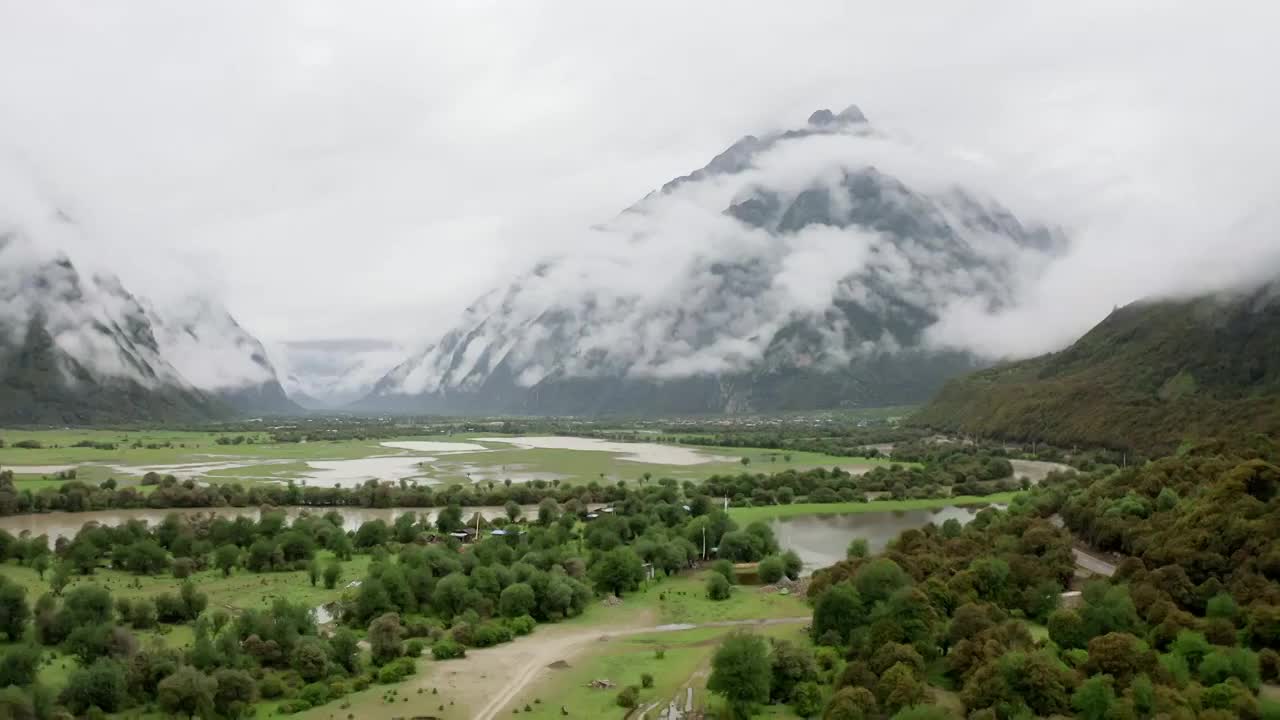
[616,685,639,708]
[329,628,361,673]
[0,644,40,687]
[368,612,405,665]
[877,662,923,714]
[1071,674,1116,720]
[214,544,239,577]
[308,558,321,587]
[781,550,804,581]
[1047,607,1088,650]
[291,636,330,681]
[847,538,869,559]
[157,665,217,719]
[793,681,824,717]
[50,562,71,596]
[32,554,49,580]
[433,573,471,618]
[213,668,257,719]
[854,558,910,606]
[61,657,127,714]
[770,639,817,703]
[537,498,561,526]
[323,560,341,589]
[813,582,863,645]
[759,555,785,584]
[499,583,536,618]
[505,500,522,522]
[823,686,878,720]
[590,547,645,596]
[436,504,464,534]
[0,577,29,640]
[707,572,732,601]
[708,633,771,718]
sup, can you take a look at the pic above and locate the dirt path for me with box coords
[470,616,810,720]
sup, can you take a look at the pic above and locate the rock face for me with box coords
[913,282,1280,454]
[0,231,296,422]
[0,235,224,423]
[145,296,300,416]
[359,105,1063,416]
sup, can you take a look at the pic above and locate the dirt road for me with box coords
[469,616,810,720]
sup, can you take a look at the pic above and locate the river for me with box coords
[770,504,998,573]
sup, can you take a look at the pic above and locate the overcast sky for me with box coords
[1,1,1277,350]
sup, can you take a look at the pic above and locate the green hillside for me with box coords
[913,284,1280,454]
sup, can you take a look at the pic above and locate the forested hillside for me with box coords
[913,284,1280,455]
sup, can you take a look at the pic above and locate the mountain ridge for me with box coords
[912,282,1280,454]
[356,105,1062,416]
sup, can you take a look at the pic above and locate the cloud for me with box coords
[0,0,1276,373]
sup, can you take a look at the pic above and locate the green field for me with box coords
[0,428,892,490]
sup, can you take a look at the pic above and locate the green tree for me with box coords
[590,547,645,596]
[157,665,217,719]
[707,572,732,601]
[853,558,909,606]
[708,633,771,718]
[0,576,29,640]
[213,668,257,719]
[499,583,536,618]
[214,544,239,577]
[433,573,471,618]
[781,550,804,581]
[847,538,869,559]
[291,636,330,682]
[823,686,878,720]
[0,644,41,686]
[813,582,863,645]
[368,612,404,665]
[329,628,361,673]
[759,555,785,584]
[49,562,71,596]
[308,558,321,587]
[323,560,341,590]
[1071,674,1116,720]
[505,500,522,522]
[877,662,923,714]
[537,498,561,526]
[792,681,824,717]
[61,657,127,714]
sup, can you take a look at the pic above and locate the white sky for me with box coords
[1,1,1277,350]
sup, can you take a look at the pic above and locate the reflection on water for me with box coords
[771,504,1002,574]
[0,505,536,546]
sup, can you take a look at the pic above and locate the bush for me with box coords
[432,639,466,660]
[377,657,416,684]
[471,621,514,648]
[711,559,737,585]
[758,555,785,584]
[641,672,654,689]
[278,699,311,714]
[707,572,732,601]
[616,685,640,708]
[405,639,425,658]
[299,682,329,707]
[259,674,285,699]
[508,615,536,636]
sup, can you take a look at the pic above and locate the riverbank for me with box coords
[726,491,1020,524]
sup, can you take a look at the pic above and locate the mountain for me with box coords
[358,105,1062,416]
[0,234,226,424]
[913,283,1280,454]
[145,296,301,416]
[0,225,299,423]
[274,338,406,409]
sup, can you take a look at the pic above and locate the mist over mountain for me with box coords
[0,225,295,422]
[273,338,405,409]
[358,106,1066,415]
